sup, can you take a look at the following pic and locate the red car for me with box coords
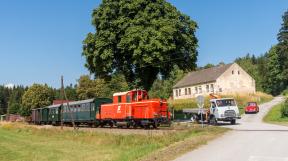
[245,102,259,114]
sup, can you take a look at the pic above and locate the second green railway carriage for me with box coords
[62,98,112,126]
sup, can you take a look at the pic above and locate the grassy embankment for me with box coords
[169,92,273,114]
[0,122,228,161]
[263,97,288,126]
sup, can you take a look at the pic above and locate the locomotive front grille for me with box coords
[224,110,236,117]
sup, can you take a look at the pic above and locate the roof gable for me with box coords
[173,63,233,88]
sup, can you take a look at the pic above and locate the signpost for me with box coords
[196,95,205,128]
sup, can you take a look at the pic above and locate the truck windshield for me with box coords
[216,99,236,107]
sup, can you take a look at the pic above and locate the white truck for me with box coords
[183,98,241,125]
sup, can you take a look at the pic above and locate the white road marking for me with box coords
[248,156,288,161]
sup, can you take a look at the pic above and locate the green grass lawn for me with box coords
[0,123,227,161]
[263,103,288,126]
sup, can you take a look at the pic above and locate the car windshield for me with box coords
[216,99,236,107]
[248,102,257,106]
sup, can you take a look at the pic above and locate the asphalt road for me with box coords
[174,96,288,161]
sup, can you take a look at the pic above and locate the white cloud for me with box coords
[4,83,14,89]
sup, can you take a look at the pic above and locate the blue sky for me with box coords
[0,0,287,88]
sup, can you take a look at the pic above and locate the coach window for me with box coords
[81,104,84,108]
[86,103,90,111]
[91,103,95,111]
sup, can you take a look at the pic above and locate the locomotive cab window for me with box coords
[126,95,131,103]
[133,94,137,101]
[118,96,122,103]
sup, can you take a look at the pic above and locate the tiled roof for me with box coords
[173,63,233,88]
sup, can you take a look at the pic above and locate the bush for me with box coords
[281,99,288,118]
[282,89,288,96]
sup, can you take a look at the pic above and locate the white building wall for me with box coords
[215,63,256,95]
[173,82,216,99]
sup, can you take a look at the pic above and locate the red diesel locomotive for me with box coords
[98,90,171,128]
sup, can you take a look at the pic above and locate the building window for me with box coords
[199,86,202,93]
[210,84,214,93]
[179,89,181,96]
[195,87,198,94]
[232,70,234,75]
[206,85,209,93]
[238,71,240,75]
[176,90,178,97]
[188,88,191,95]
[185,88,187,95]
[219,88,222,92]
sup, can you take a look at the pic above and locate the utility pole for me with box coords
[60,76,64,130]
[61,76,76,129]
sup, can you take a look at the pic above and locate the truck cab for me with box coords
[209,98,241,125]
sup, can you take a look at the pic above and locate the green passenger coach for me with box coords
[62,98,112,126]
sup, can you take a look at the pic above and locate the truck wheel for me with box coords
[231,119,236,125]
[209,116,217,125]
[192,114,199,123]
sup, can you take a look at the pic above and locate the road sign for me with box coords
[196,95,205,108]
[196,95,205,128]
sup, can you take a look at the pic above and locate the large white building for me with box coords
[173,63,256,99]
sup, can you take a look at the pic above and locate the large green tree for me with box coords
[54,84,78,101]
[21,84,54,116]
[235,54,264,91]
[262,46,283,95]
[149,65,184,99]
[7,86,26,114]
[277,10,288,90]
[83,0,198,90]
[77,75,109,99]
[0,86,11,115]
